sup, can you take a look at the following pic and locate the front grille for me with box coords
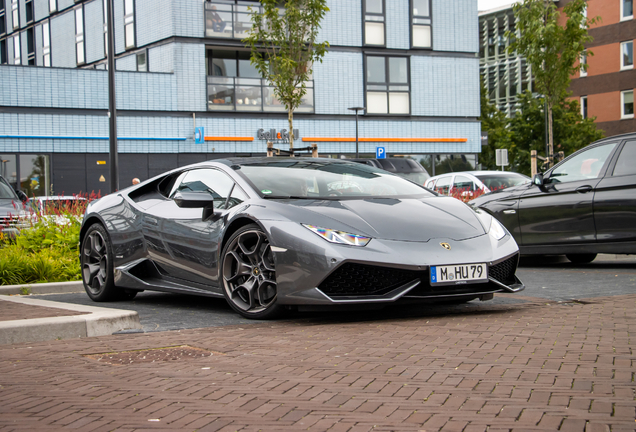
[318,263,422,297]
[489,254,518,286]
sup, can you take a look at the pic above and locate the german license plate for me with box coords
[430,263,488,285]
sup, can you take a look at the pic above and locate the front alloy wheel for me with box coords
[221,224,282,319]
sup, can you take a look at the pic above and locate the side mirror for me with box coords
[173,191,214,209]
[532,173,544,187]
[15,190,28,203]
[173,191,215,220]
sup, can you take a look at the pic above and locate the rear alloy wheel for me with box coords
[81,224,136,301]
[221,224,282,319]
[565,253,597,264]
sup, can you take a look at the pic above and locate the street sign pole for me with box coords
[107,0,119,193]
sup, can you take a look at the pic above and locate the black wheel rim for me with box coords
[222,229,276,314]
[82,230,109,295]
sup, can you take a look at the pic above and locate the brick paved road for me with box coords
[1,294,635,431]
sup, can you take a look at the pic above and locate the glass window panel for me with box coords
[0,154,18,189]
[389,57,407,83]
[206,4,231,37]
[367,91,388,114]
[13,35,20,64]
[622,41,633,68]
[413,25,431,48]
[388,92,409,114]
[213,58,237,77]
[367,56,385,83]
[75,9,83,33]
[43,22,49,46]
[297,88,314,112]
[365,22,384,45]
[125,23,134,48]
[365,0,383,14]
[613,141,636,176]
[76,41,84,64]
[49,0,56,13]
[124,0,134,15]
[581,96,587,118]
[623,90,634,116]
[137,52,146,71]
[624,0,633,18]
[238,58,259,78]
[208,83,234,109]
[412,0,429,16]
[236,85,261,110]
[20,155,50,197]
[550,143,617,183]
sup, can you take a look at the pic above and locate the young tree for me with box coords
[504,91,603,176]
[479,76,510,171]
[244,0,329,153]
[507,0,597,167]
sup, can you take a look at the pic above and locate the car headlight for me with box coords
[302,224,371,247]
[489,217,507,241]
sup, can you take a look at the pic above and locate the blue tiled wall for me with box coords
[34,0,48,22]
[148,43,174,73]
[432,0,478,53]
[313,51,364,115]
[171,0,202,39]
[50,10,76,68]
[136,0,175,46]
[174,43,206,111]
[85,0,106,64]
[386,0,409,50]
[116,53,137,71]
[1,110,480,155]
[411,56,479,117]
[319,0,361,47]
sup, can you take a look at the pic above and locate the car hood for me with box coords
[274,196,486,242]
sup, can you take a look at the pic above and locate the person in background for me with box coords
[132,178,140,185]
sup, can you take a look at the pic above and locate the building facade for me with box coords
[479,0,636,137]
[0,0,480,196]
[570,0,636,137]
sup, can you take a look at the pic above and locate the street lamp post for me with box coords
[348,107,365,158]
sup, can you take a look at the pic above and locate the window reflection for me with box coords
[20,154,50,197]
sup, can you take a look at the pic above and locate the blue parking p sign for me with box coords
[376,146,386,159]
[194,127,204,144]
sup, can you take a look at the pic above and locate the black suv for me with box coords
[471,134,636,263]
[350,158,430,185]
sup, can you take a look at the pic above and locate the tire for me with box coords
[80,223,127,301]
[565,253,597,264]
[220,224,283,320]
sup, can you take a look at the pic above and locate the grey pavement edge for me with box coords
[0,280,84,295]
[0,295,141,346]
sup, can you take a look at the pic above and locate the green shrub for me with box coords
[0,193,96,285]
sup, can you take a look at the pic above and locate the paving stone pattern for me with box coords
[0,294,635,431]
[0,299,89,322]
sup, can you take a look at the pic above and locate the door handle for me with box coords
[144,217,158,226]
[575,185,593,194]
[503,210,516,214]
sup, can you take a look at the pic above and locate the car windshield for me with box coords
[474,174,530,191]
[396,172,430,185]
[0,177,17,200]
[239,160,432,199]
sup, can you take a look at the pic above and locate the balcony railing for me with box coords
[207,76,314,113]
[204,1,259,39]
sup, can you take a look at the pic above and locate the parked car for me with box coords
[0,175,29,238]
[349,158,430,185]
[470,134,636,263]
[79,157,523,319]
[425,171,531,197]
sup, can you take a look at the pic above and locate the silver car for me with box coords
[79,158,524,319]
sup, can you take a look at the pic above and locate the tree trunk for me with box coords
[288,109,294,157]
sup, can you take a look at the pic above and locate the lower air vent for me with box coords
[318,263,421,297]
[489,254,519,286]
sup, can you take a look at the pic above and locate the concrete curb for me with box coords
[0,296,142,346]
[0,281,84,296]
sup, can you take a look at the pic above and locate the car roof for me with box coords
[428,171,529,179]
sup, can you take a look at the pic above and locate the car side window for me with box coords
[170,168,235,209]
[226,185,248,209]
[453,175,475,192]
[434,176,452,195]
[612,141,636,176]
[549,143,617,183]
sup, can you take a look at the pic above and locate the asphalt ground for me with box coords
[29,254,636,333]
